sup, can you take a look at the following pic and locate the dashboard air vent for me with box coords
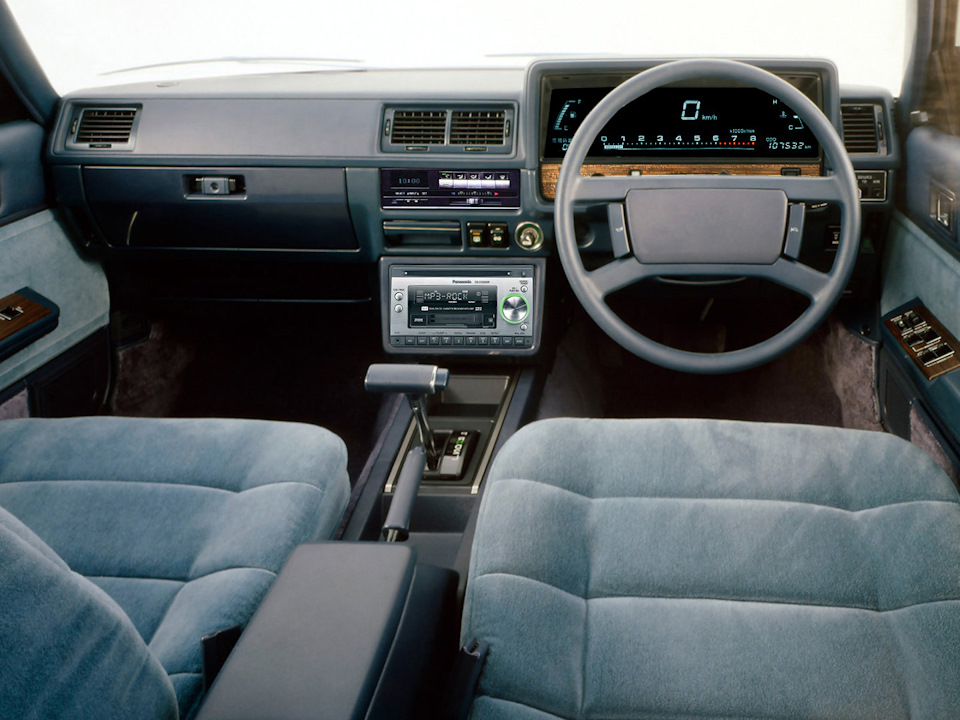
[74,107,138,146]
[390,110,446,145]
[841,104,880,153]
[450,110,506,146]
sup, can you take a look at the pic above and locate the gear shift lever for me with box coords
[364,363,449,470]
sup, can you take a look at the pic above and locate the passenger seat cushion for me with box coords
[0,505,177,720]
[463,418,960,720]
[0,416,350,718]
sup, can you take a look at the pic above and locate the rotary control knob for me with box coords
[500,293,529,324]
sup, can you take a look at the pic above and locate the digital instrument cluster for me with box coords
[543,86,819,160]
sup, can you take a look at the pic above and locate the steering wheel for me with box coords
[554,59,861,374]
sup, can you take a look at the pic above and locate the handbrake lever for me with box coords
[381,446,426,542]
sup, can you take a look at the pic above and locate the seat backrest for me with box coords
[0,505,178,720]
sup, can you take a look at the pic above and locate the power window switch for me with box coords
[934,343,955,360]
[0,305,23,321]
[905,332,926,348]
[919,348,938,366]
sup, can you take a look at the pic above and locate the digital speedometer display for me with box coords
[543,86,819,159]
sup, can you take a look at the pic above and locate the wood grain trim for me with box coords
[884,304,960,381]
[0,293,52,344]
[539,161,822,200]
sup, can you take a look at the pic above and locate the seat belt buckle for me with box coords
[443,638,489,720]
[201,625,243,691]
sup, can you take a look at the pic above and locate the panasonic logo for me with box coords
[452,280,472,284]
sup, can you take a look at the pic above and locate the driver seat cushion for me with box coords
[0,416,350,719]
[462,418,960,720]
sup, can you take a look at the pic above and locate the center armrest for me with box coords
[196,543,456,720]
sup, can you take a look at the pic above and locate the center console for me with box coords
[381,257,546,355]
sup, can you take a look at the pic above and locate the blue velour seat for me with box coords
[0,416,350,720]
[462,418,960,719]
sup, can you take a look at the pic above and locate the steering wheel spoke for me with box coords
[571,175,638,204]
[587,256,649,297]
[769,175,845,205]
[758,257,831,300]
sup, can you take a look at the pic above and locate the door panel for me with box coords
[0,113,108,401]
[881,121,960,464]
[0,210,109,394]
[882,211,960,434]
[882,210,960,330]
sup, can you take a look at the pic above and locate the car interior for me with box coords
[3,0,960,718]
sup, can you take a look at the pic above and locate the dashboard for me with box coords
[45,58,899,355]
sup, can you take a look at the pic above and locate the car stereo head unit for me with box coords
[381,258,545,355]
[380,169,520,209]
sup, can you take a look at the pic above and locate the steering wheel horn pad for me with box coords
[625,188,788,265]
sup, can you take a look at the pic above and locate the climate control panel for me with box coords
[381,258,544,355]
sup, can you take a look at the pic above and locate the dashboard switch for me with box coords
[489,223,509,248]
[467,222,489,247]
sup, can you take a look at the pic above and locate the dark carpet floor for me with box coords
[538,301,882,431]
[111,303,388,483]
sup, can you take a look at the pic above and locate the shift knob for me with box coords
[364,364,449,395]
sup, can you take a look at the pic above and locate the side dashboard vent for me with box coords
[450,110,506,146]
[66,106,140,150]
[841,104,881,153]
[390,110,446,146]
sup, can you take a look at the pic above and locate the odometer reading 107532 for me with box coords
[544,86,819,160]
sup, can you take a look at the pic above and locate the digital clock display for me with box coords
[543,86,819,159]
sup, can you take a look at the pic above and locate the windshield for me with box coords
[8,0,908,96]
